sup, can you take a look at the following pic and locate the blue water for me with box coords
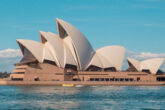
[0,86,165,110]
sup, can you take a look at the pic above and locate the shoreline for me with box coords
[1,81,165,86]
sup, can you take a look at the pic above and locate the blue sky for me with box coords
[0,0,165,53]
[0,0,164,72]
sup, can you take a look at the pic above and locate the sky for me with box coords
[0,0,165,72]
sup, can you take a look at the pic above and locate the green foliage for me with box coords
[0,72,10,78]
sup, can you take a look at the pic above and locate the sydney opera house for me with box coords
[9,18,165,86]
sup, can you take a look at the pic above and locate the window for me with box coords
[88,78,134,82]
[40,35,47,43]
[44,60,56,66]
[142,69,150,74]
[120,78,124,81]
[87,65,102,71]
[130,78,134,81]
[125,78,129,81]
[104,67,116,72]
[11,78,23,81]
[110,78,114,81]
[65,64,77,71]
[157,77,165,81]
[19,46,37,64]
[101,78,104,81]
[95,78,99,81]
[105,78,109,81]
[90,78,94,81]
[58,23,68,39]
[15,72,25,74]
[137,77,140,81]
[114,78,119,81]
[34,77,40,81]
[72,79,80,81]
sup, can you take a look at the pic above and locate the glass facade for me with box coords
[89,78,135,82]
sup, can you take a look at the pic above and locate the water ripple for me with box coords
[0,86,165,110]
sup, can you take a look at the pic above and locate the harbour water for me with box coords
[0,86,165,110]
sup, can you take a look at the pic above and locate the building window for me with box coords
[101,78,104,81]
[157,77,165,81]
[11,78,23,81]
[114,78,119,81]
[44,60,56,66]
[65,64,77,71]
[110,78,114,81]
[130,78,134,81]
[89,78,95,81]
[40,35,47,43]
[120,78,124,81]
[86,65,102,71]
[125,78,129,81]
[34,77,40,81]
[72,79,80,81]
[95,78,99,81]
[58,23,68,39]
[105,78,109,81]
[142,69,150,74]
[88,78,134,82]
[137,77,140,81]
[104,67,116,72]
[14,72,25,74]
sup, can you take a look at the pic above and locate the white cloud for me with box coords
[0,48,22,58]
[125,50,165,60]
[0,49,22,72]
[134,52,165,59]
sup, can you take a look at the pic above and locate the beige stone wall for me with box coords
[10,74,24,79]
[77,71,157,82]
[11,63,165,82]
[23,63,64,81]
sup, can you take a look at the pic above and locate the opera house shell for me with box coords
[9,18,165,86]
[127,58,164,74]
[16,18,125,72]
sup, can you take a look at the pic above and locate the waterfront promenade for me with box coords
[0,81,165,86]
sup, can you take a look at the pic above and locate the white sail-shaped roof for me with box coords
[86,53,103,68]
[86,53,111,69]
[127,58,141,71]
[56,18,95,70]
[17,39,44,62]
[43,45,55,62]
[86,46,125,71]
[63,37,79,67]
[17,18,126,72]
[97,46,125,71]
[39,31,64,67]
[63,44,77,66]
[141,58,164,74]
[17,39,56,64]
[127,58,164,74]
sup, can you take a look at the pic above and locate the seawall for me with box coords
[0,81,165,86]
